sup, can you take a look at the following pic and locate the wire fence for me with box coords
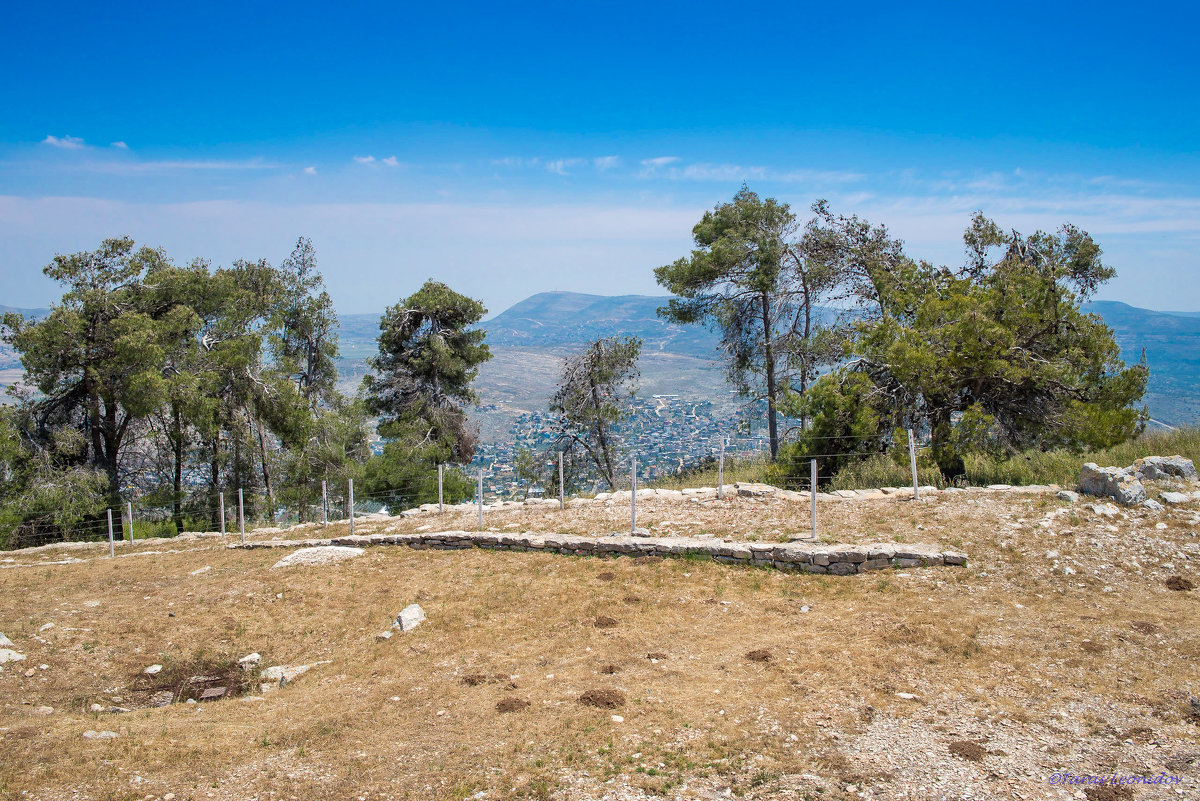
[4,430,935,552]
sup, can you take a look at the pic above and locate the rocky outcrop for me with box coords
[1078,463,1147,506]
[1133,455,1197,482]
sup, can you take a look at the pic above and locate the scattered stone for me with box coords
[1166,575,1195,591]
[144,664,163,675]
[375,630,393,641]
[593,615,618,629]
[1134,455,1197,482]
[735,482,778,497]
[38,622,55,633]
[34,705,53,716]
[745,648,771,663]
[148,690,174,707]
[238,653,262,668]
[271,545,364,568]
[948,740,985,762]
[1078,463,1146,506]
[0,632,12,648]
[199,686,227,701]
[189,565,212,575]
[0,648,26,664]
[579,688,626,709]
[89,703,106,713]
[1161,491,1192,506]
[259,663,313,692]
[83,730,118,740]
[1142,499,1165,512]
[496,698,530,713]
[393,604,426,632]
[895,692,919,701]
[1056,490,1080,503]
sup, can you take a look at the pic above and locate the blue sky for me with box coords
[2,1,1198,314]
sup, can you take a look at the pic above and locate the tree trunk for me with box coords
[257,423,275,526]
[172,404,185,534]
[210,433,221,531]
[760,293,779,460]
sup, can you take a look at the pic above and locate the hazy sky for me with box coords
[2,1,1198,315]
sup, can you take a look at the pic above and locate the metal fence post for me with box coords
[348,478,355,536]
[438,464,444,513]
[219,492,226,536]
[631,454,637,534]
[238,488,245,543]
[477,468,484,531]
[321,480,328,526]
[126,501,133,541]
[558,451,565,510]
[810,458,817,539]
[907,428,920,501]
[107,508,114,558]
[717,437,725,499]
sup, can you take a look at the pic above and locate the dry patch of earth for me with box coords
[0,488,1197,800]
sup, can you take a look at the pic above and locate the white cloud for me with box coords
[382,156,400,167]
[640,156,680,169]
[594,156,620,170]
[82,158,279,174]
[353,155,376,164]
[545,158,587,175]
[304,166,317,175]
[110,141,129,149]
[42,134,86,150]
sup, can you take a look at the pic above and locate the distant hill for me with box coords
[481,291,719,356]
[1082,300,1200,426]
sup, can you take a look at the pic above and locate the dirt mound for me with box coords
[1083,786,1133,801]
[579,688,625,709]
[463,672,514,688]
[1166,575,1194,591]
[1131,621,1160,634]
[593,615,618,628]
[948,740,985,761]
[646,652,667,660]
[596,572,616,581]
[496,698,530,713]
[600,664,620,674]
[622,595,640,604]
[745,649,771,663]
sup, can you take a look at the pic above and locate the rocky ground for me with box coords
[0,482,1197,801]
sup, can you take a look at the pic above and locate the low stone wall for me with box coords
[230,530,966,575]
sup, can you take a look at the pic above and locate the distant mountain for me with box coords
[0,305,49,319]
[481,291,720,356]
[1082,301,1200,426]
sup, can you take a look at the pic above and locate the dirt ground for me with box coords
[0,488,1197,801]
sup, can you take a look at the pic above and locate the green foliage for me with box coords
[656,187,847,459]
[775,370,886,482]
[362,280,491,501]
[792,209,1147,479]
[0,236,369,547]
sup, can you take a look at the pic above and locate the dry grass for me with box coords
[1,488,1198,800]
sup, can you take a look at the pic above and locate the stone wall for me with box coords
[232,530,966,575]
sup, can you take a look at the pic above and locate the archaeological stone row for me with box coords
[231,530,967,575]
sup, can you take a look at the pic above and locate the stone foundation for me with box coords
[230,531,966,575]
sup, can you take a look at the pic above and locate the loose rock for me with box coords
[393,604,426,632]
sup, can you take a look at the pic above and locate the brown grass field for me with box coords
[1,488,1198,801]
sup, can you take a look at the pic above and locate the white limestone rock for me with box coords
[393,603,426,632]
[271,545,364,568]
[1078,463,1146,506]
